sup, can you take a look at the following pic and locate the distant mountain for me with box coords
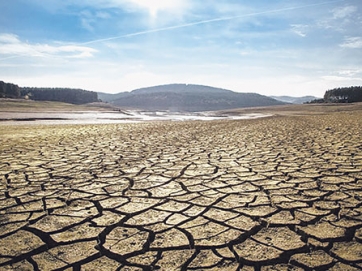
[99,84,286,112]
[270,95,320,104]
[97,92,123,103]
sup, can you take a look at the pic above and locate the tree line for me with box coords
[0,81,20,98]
[0,81,98,104]
[309,86,362,103]
[324,86,362,103]
[21,87,98,104]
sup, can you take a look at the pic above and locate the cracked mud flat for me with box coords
[1,110,362,270]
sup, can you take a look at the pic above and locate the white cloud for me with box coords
[322,75,362,82]
[332,5,357,19]
[2,1,361,98]
[29,0,191,22]
[317,5,358,31]
[81,0,190,19]
[127,0,187,17]
[338,69,361,76]
[0,33,20,43]
[340,37,362,49]
[0,33,97,59]
[78,10,112,32]
[96,11,111,19]
[80,10,95,31]
[291,24,308,37]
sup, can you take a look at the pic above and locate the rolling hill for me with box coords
[270,95,320,104]
[98,84,286,112]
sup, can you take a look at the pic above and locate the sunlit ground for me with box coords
[1,102,362,270]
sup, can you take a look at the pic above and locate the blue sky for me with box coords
[1,0,362,96]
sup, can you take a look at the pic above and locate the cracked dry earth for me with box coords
[1,111,362,271]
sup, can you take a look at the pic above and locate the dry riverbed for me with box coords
[1,105,362,270]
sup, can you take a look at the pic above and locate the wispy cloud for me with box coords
[322,68,362,83]
[322,75,362,82]
[0,33,97,60]
[1,0,360,97]
[80,10,96,31]
[0,33,20,43]
[123,0,188,18]
[332,5,357,19]
[338,69,361,76]
[82,0,345,45]
[340,37,362,49]
[291,24,308,37]
[318,5,358,30]
[79,10,113,32]
[96,11,111,19]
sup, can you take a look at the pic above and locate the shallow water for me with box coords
[0,111,271,125]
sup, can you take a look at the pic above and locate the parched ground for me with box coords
[1,108,362,270]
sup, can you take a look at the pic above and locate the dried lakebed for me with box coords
[0,111,270,125]
[1,111,362,270]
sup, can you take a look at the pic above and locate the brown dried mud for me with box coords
[1,109,362,270]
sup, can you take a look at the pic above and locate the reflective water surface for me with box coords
[0,111,271,125]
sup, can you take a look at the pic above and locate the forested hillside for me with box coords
[324,86,362,103]
[104,84,286,111]
[0,81,98,104]
[308,86,362,104]
[0,81,20,98]
[21,87,98,104]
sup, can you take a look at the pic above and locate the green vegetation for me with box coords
[309,86,362,104]
[0,81,20,98]
[324,86,362,103]
[103,84,286,111]
[0,80,98,104]
[21,87,98,104]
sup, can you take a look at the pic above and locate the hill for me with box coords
[323,86,362,103]
[1,80,98,104]
[0,81,20,98]
[99,84,286,112]
[21,87,98,105]
[270,95,319,104]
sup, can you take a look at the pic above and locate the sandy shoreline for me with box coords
[1,108,362,270]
